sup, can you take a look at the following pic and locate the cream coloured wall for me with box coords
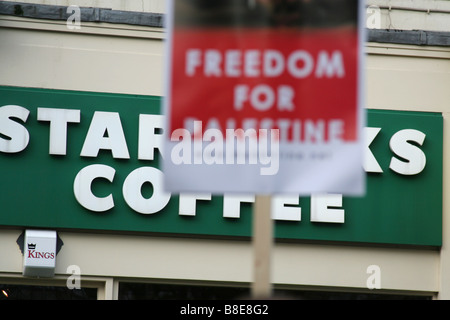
[0,14,448,299]
[0,16,164,96]
[365,42,450,299]
[0,229,440,299]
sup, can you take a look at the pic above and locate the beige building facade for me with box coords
[0,0,449,300]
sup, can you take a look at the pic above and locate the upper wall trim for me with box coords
[368,29,450,47]
[1,1,449,47]
[0,1,164,28]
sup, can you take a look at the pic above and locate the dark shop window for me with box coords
[0,284,97,300]
[118,282,432,300]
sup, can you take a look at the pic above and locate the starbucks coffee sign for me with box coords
[0,87,442,246]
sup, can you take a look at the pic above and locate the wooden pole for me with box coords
[251,194,273,299]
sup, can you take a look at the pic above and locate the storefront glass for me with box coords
[118,282,432,300]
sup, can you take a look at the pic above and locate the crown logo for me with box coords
[27,243,36,250]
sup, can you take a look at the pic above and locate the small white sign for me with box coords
[23,230,57,277]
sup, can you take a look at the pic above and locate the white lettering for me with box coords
[287,50,314,78]
[170,128,192,165]
[73,164,115,212]
[179,193,212,216]
[263,50,284,77]
[310,194,344,223]
[185,49,345,79]
[366,265,381,289]
[0,104,432,222]
[315,51,345,78]
[203,127,224,165]
[37,108,80,155]
[389,129,426,175]
[250,84,274,111]
[66,5,81,30]
[258,129,279,176]
[233,85,295,112]
[185,49,201,76]
[234,85,248,111]
[328,119,344,142]
[204,50,222,77]
[66,265,81,290]
[225,127,258,165]
[223,194,255,218]
[80,111,130,159]
[170,121,279,175]
[0,105,30,153]
[225,50,241,77]
[122,167,171,214]
[244,50,260,77]
[304,120,325,143]
[271,195,301,221]
[138,114,164,160]
[277,85,295,111]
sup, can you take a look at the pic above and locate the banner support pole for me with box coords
[252,194,273,299]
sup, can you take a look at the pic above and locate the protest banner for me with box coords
[163,0,365,195]
[163,0,365,298]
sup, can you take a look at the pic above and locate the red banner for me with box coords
[169,27,358,142]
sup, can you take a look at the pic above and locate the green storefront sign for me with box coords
[0,86,443,246]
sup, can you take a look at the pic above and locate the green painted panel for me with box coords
[0,87,442,246]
